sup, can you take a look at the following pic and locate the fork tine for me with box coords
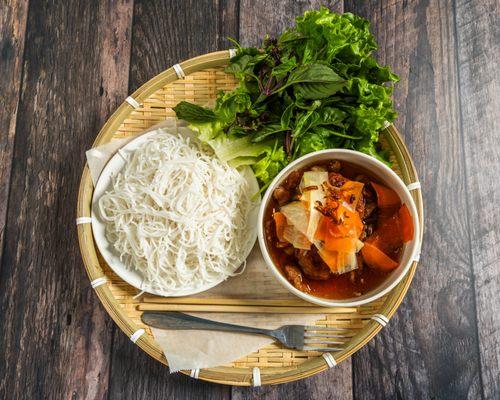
[302,346,343,352]
[304,332,354,338]
[304,339,344,345]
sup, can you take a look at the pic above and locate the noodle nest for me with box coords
[98,130,257,294]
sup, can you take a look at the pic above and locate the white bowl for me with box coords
[257,149,420,307]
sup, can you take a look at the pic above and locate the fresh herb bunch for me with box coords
[174,7,399,188]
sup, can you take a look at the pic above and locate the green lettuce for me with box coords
[174,7,399,188]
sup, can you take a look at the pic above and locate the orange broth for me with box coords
[264,160,402,300]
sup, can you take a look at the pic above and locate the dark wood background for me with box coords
[0,0,498,399]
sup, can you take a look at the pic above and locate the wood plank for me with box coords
[454,0,500,398]
[0,1,133,399]
[106,340,230,400]
[128,0,239,92]
[0,0,28,267]
[96,0,135,124]
[217,0,240,50]
[232,362,352,400]
[238,0,343,47]
[106,1,237,398]
[233,2,353,399]
[344,1,483,399]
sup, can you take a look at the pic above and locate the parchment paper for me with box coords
[86,120,323,372]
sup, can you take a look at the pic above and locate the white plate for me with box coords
[91,128,260,297]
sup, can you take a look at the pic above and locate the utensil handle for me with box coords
[142,311,274,337]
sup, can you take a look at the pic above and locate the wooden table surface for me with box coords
[1,1,498,399]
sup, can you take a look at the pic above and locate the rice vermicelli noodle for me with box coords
[98,131,256,293]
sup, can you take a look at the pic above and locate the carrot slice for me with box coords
[273,211,287,242]
[324,237,357,252]
[314,215,328,241]
[327,205,363,238]
[318,248,339,273]
[344,208,364,237]
[398,204,414,242]
[327,217,351,238]
[371,182,401,208]
[361,242,399,272]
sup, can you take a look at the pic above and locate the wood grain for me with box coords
[0,0,499,397]
[238,0,343,47]
[0,1,133,399]
[106,336,230,400]
[454,0,500,398]
[233,2,353,399]
[129,0,239,92]
[232,361,352,400]
[0,0,28,268]
[96,0,134,126]
[217,0,240,50]
[344,1,483,399]
[106,2,238,399]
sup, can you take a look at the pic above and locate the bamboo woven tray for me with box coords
[77,50,424,386]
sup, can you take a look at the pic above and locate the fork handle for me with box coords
[142,311,275,338]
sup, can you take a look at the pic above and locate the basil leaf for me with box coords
[317,107,346,127]
[214,88,253,124]
[280,103,295,129]
[271,56,297,80]
[294,80,346,100]
[252,124,288,143]
[294,99,322,111]
[274,64,347,99]
[278,29,307,44]
[286,64,344,86]
[292,110,320,138]
[225,51,267,80]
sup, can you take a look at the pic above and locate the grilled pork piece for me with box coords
[295,249,331,280]
[284,264,310,292]
[273,186,291,206]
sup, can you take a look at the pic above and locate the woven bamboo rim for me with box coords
[76,50,424,386]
